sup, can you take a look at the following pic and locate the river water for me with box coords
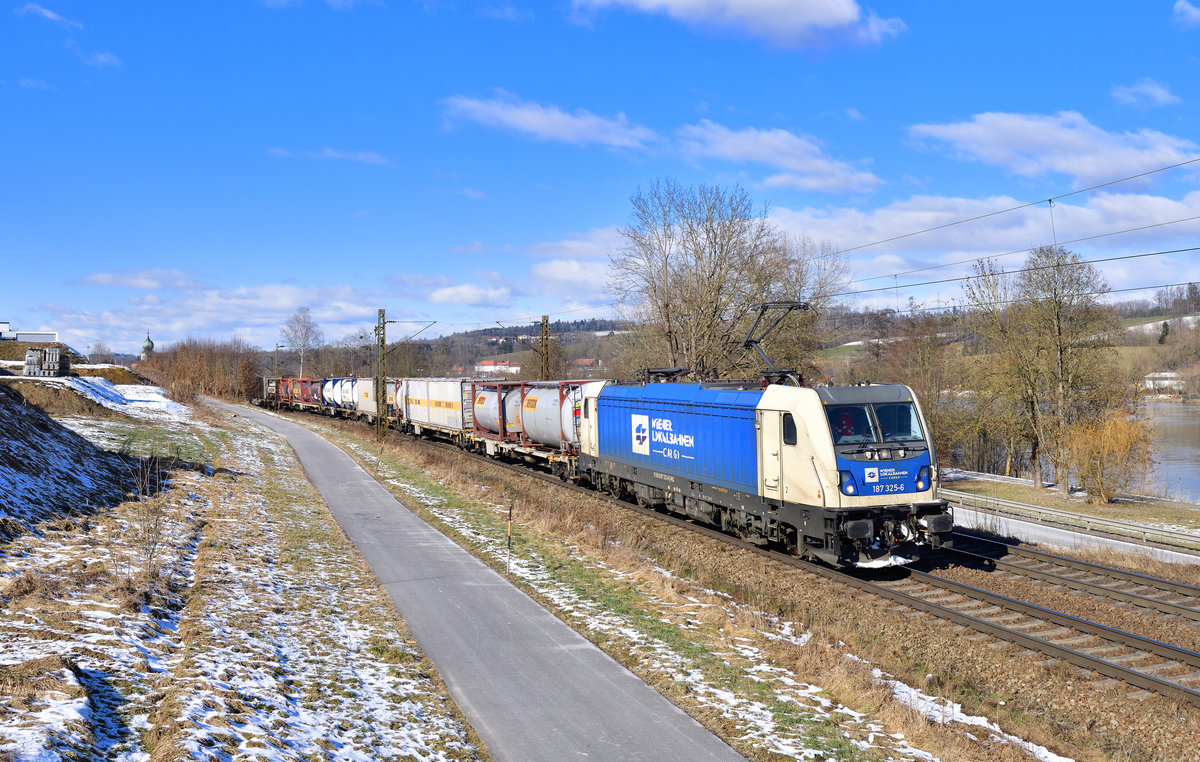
[1144,401,1200,502]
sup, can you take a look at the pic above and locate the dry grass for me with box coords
[0,342,85,364]
[293,418,1172,761]
[0,380,122,419]
[1046,543,1200,586]
[0,656,86,706]
[72,366,149,385]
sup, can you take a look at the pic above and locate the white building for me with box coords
[474,359,522,376]
[1144,371,1186,392]
[0,321,59,342]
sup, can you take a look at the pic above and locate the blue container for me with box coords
[596,384,763,493]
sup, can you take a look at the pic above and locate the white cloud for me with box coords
[909,111,1199,187]
[267,147,293,158]
[571,0,903,47]
[1174,1,1200,27]
[18,78,50,90]
[428,284,512,306]
[84,51,122,68]
[678,119,882,193]
[15,3,82,29]
[441,90,658,149]
[1112,78,1180,108]
[529,259,613,294]
[524,227,622,259]
[76,268,208,290]
[47,282,387,352]
[479,3,533,21]
[461,187,488,200]
[305,146,390,165]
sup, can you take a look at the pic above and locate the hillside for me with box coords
[0,384,135,539]
[0,341,87,364]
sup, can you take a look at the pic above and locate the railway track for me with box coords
[281,413,1200,710]
[423,442,1200,709]
[942,531,1200,623]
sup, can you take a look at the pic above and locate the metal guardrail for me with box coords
[941,487,1200,553]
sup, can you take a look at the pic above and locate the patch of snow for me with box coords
[873,667,1074,762]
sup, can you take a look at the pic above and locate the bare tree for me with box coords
[608,180,846,379]
[281,306,324,377]
[962,246,1130,491]
[90,340,116,364]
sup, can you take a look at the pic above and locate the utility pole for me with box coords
[540,315,550,380]
[375,308,387,440]
[274,343,284,377]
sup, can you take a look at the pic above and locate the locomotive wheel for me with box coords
[719,509,734,535]
[782,526,799,555]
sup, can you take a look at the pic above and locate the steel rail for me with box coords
[941,487,1200,553]
[853,569,1200,708]
[893,568,1200,664]
[936,540,1200,624]
[952,531,1200,598]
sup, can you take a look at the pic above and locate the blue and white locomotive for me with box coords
[577,381,952,567]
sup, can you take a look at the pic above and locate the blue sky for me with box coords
[4,1,1200,354]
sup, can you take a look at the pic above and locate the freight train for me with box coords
[256,376,953,567]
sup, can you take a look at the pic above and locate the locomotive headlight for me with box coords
[839,470,858,496]
[915,466,930,491]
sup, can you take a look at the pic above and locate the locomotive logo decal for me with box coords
[632,414,650,455]
[864,467,879,483]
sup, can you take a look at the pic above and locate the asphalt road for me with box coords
[219,402,746,762]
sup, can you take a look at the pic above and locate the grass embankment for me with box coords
[0,379,125,419]
[0,341,86,364]
[292,414,1200,762]
[0,405,486,760]
[946,478,1200,529]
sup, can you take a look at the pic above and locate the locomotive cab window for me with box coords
[875,403,924,442]
[783,413,797,446]
[827,405,877,444]
[826,402,925,445]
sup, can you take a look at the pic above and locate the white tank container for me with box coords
[473,388,522,435]
[322,380,338,406]
[520,385,585,446]
[337,378,355,408]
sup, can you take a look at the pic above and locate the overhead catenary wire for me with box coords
[830,247,1200,300]
[832,155,1200,256]
[853,213,1200,284]
[817,279,1200,325]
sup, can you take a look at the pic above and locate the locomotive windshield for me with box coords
[826,402,924,445]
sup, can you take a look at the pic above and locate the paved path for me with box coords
[220,402,745,762]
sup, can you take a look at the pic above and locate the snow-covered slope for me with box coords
[0,384,134,536]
